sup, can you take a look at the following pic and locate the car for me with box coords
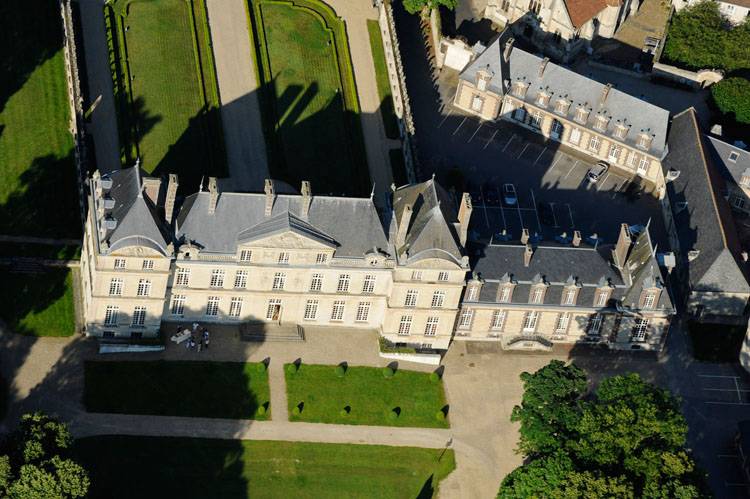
[502,184,517,205]
[586,161,609,184]
[538,202,555,226]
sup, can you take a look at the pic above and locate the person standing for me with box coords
[203,330,210,350]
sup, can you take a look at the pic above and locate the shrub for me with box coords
[256,405,266,416]
[436,410,445,421]
[292,406,301,416]
[711,77,750,124]
[388,410,399,420]
[339,409,348,417]
[382,366,395,378]
[335,365,346,377]
[286,363,299,374]
[429,372,441,383]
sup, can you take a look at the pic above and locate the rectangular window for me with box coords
[438,271,449,281]
[239,250,252,262]
[210,269,225,288]
[362,275,376,294]
[522,311,539,332]
[550,120,563,138]
[608,145,621,162]
[513,107,526,122]
[331,300,345,321]
[104,305,119,326]
[206,296,220,316]
[466,286,478,301]
[131,306,146,327]
[175,267,190,287]
[234,270,248,289]
[114,258,126,269]
[266,299,282,320]
[136,279,151,297]
[405,289,418,307]
[563,289,576,305]
[643,293,656,309]
[310,273,323,292]
[229,297,243,318]
[632,318,649,341]
[498,286,511,303]
[531,287,544,304]
[316,253,327,264]
[555,313,570,333]
[337,274,350,293]
[637,157,649,175]
[477,77,487,92]
[472,95,484,111]
[398,315,413,335]
[272,272,286,290]
[530,111,543,128]
[555,100,567,114]
[575,108,588,123]
[424,316,439,336]
[588,135,601,153]
[411,270,423,281]
[278,252,289,264]
[304,299,319,320]
[458,309,473,329]
[596,291,609,307]
[588,313,603,335]
[431,291,445,308]
[142,259,154,270]
[626,152,637,167]
[490,310,506,331]
[569,128,581,145]
[355,302,370,322]
[171,295,186,316]
[109,278,123,296]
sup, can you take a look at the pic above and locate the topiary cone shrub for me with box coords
[292,405,301,416]
[435,410,445,421]
[429,372,440,382]
[335,365,346,377]
[339,408,348,417]
[382,366,395,378]
[286,363,299,375]
[388,409,399,421]
[256,405,266,417]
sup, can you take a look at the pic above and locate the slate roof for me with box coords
[176,190,389,258]
[661,108,750,294]
[392,179,464,264]
[706,135,750,188]
[459,39,670,157]
[97,167,171,255]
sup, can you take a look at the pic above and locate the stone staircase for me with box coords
[239,323,305,342]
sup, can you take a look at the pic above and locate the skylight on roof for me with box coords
[728,151,740,163]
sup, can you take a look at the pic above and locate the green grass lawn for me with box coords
[106,0,225,189]
[688,321,746,362]
[0,0,81,238]
[285,364,449,428]
[0,268,75,337]
[75,436,455,499]
[84,361,270,419]
[0,242,80,260]
[366,19,400,140]
[251,0,369,196]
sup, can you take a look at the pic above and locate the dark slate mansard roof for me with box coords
[661,108,750,294]
[459,37,670,158]
[706,135,750,190]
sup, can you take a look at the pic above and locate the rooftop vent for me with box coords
[103,196,116,210]
[665,169,680,182]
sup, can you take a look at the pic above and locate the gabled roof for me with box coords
[392,179,464,264]
[237,211,337,248]
[565,0,618,28]
[459,39,670,157]
[99,167,171,255]
[706,135,750,188]
[662,108,750,294]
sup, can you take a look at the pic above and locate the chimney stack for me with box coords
[572,230,581,247]
[612,223,632,269]
[301,180,312,219]
[207,177,218,215]
[164,174,178,224]
[600,83,613,106]
[520,228,529,245]
[457,192,473,246]
[396,205,412,248]
[503,38,515,62]
[538,57,549,77]
[264,179,275,217]
[523,244,534,267]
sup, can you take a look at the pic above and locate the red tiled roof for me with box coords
[565,0,614,28]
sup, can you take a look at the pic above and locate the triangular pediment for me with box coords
[237,211,337,249]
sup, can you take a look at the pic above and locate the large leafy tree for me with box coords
[510,360,587,456]
[499,363,707,498]
[0,412,89,499]
[711,77,750,124]
[402,0,458,15]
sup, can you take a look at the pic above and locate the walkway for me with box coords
[77,0,122,173]
[205,0,269,192]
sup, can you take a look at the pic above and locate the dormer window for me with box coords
[562,288,577,305]
[740,169,750,187]
[574,106,589,124]
[466,285,479,301]
[614,124,629,140]
[512,81,528,99]
[636,133,652,151]
[594,115,609,131]
[536,92,550,108]
[476,69,492,92]
[595,289,610,307]
[554,99,569,115]
[497,285,513,303]
[530,286,546,304]
[729,151,740,163]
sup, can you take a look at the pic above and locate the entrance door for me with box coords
[271,305,281,322]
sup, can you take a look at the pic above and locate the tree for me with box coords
[0,413,89,499]
[510,360,587,456]
[711,77,750,124]
[402,0,458,15]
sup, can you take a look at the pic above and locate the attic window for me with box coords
[741,174,750,187]
[554,99,569,115]
[594,115,609,132]
[613,124,629,140]
[636,133,652,151]
[512,81,528,99]
[574,107,589,124]
[729,151,740,163]
[536,92,550,108]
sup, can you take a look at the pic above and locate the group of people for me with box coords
[182,322,210,352]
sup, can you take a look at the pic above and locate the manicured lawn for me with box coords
[250,0,369,196]
[285,364,449,428]
[0,0,81,238]
[0,268,75,337]
[0,242,80,260]
[688,321,746,362]
[84,361,270,419]
[75,436,455,499]
[105,0,225,189]
[367,19,400,139]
